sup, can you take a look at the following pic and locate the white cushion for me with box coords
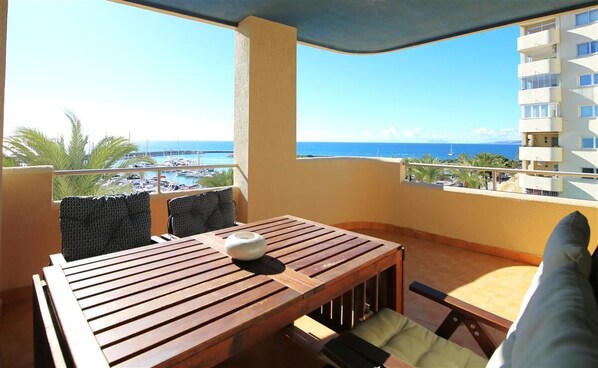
[487,263,598,367]
[487,211,597,367]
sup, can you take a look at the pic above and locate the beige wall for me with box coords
[396,182,597,255]
[0,166,242,292]
[1,167,59,292]
[234,16,297,222]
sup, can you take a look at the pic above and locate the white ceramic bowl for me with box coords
[224,232,267,261]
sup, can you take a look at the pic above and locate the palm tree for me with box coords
[408,154,443,183]
[3,111,155,200]
[451,153,483,188]
[198,169,233,188]
[471,152,504,189]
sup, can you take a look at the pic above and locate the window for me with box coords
[581,167,598,180]
[521,103,559,119]
[580,73,598,86]
[580,105,598,118]
[577,41,598,56]
[581,136,598,149]
[521,74,559,90]
[525,188,559,197]
[525,20,556,34]
[576,9,598,26]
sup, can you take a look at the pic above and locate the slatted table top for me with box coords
[44,215,402,367]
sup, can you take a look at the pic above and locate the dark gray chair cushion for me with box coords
[167,188,236,238]
[60,192,152,262]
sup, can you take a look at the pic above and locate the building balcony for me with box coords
[518,87,561,105]
[519,146,563,162]
[518,58,561,78]
[519,117,563,133]
[519,174,564,192]
[517,28,560,54]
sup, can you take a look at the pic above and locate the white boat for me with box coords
[448,145,454,157]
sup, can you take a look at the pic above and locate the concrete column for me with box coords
[234,16,297,222]
[0,0,7,315]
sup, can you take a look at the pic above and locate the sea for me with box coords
[134,140,520,164]
[133,140,520,186]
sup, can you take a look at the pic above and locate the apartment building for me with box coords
[518,7,598,201]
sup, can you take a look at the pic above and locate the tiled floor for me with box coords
[0,232,537,367]
[359,230,537,357]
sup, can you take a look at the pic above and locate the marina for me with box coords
[112,152,234,193]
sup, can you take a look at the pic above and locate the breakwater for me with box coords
[125,150,233,158]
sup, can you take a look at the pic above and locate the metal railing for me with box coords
[54,163,238,195]
[405,162,598,191]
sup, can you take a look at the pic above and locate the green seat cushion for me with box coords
[350,308,488,368]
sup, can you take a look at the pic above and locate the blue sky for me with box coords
[5,0,522,143]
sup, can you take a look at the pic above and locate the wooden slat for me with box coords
[78,255,235,310]
[43,266,108,368]
[336,332,414,368]
[331,295,343,329]
[94,274,272,344]
[342,289,354,328]
[61,237,197,270]
[284,236,368,270]
[270,233,355,262]
[322,336,376,368]
[114,288,301,367]
[409,282,512,332]
[73,251,228,299]
[214,217,297,237]
[312,245,397,283]
[264,228,338,252]
[67,242,216,284]
[256,257,324,296]
[63,238,199,276]
[261,224,321,243]
[355,282,366,321]
[378,264,394,311]
[49,254,66,267]
[88,269,258,330]
[103,282,295,365]
[32,274,68,368]
[292,240,380,274]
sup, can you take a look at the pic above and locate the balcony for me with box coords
[519,174,564,192]
[3,3,598,367]
[518,58,561,78]
[2,163,597,367]
[518,87,561,105]
[519,117,563,133]
[519,146,563,162]
[517,28,560,54]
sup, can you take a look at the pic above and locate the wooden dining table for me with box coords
[39,215,404,367]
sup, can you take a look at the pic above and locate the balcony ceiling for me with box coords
[118,0,598,53]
